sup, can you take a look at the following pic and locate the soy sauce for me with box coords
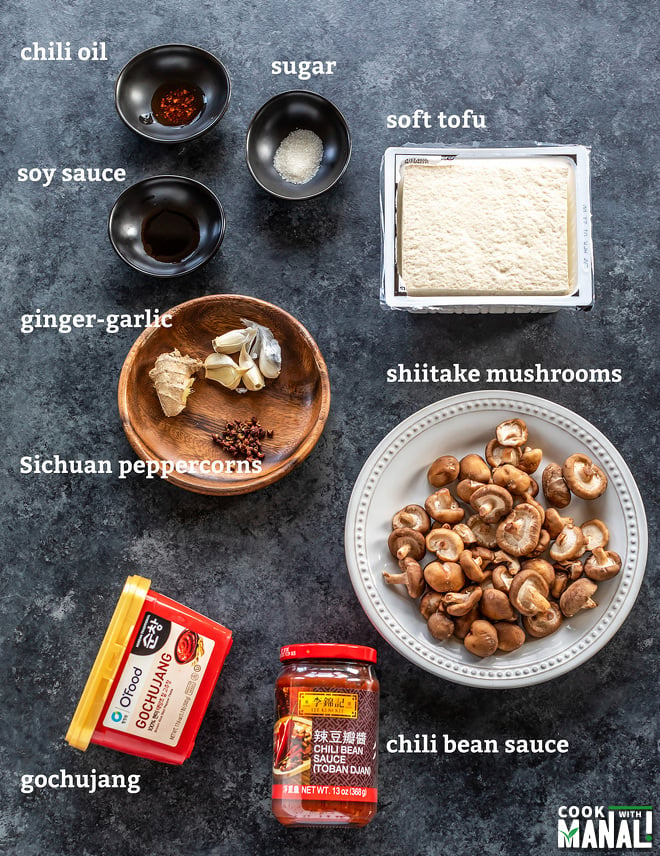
[141,208,200,263]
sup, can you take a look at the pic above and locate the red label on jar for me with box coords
[272,687,378,801]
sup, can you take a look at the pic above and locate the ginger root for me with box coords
[149,349,202,417]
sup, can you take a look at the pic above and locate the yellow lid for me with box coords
[66,575,151,751]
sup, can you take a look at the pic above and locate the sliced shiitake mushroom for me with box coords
[563,453,608,500]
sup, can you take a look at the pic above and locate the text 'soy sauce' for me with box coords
[272,643,379,827]
[66,575,232,764]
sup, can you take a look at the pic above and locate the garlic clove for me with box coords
[212,327,257,355]
[258,345,281,379]
[238,344,265,391]
[243,364,265,391]
[241,318,282,378]
[204,352,244,390]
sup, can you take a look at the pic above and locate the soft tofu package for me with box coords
[380,144,594,313]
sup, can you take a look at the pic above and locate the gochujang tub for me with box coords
[66,575,232,764]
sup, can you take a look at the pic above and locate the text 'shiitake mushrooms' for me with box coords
[427,455,460,487]
[562,453,608,500]
[560,578,598,617]
[392,504,431,534]
[542,463,571,508]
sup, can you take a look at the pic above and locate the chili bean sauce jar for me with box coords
[272,643,379,827]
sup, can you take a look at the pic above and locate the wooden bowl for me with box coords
[118,295,331,494]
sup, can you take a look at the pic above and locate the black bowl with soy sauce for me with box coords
[246,91,351,200]
[115,44,231,143]
[108,176,225,277]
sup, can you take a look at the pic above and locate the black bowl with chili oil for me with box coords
[108,176,225,277]
[115,44,231,143]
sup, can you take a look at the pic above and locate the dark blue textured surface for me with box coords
[1,1,658,854]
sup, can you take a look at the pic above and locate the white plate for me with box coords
[345,391,648,688]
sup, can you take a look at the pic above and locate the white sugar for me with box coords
[273,129,324,184]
